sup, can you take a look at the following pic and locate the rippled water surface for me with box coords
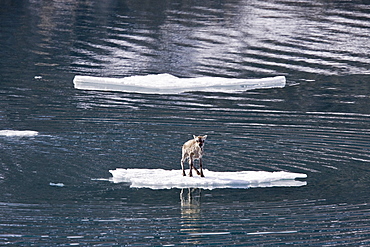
[1,0,370,246]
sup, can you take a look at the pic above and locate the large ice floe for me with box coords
[109,168,307,190]
[73,73,286,94]
[0,130,38,137]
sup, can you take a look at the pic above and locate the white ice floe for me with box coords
[73,73,286,94]
[49,182,65,187]
[0,130,39,137]
[109,168,307,190]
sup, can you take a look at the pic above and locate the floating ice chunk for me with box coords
[109,169,307,190]
[0,130,38,137]
[73,74,286,94]
[49,182,65,187]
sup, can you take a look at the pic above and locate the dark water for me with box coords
[1,0,370,245]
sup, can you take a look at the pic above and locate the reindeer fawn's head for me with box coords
[193,135,207,148]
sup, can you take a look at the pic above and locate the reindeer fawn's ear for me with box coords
[203,135,207,139]
[193,135,197,139]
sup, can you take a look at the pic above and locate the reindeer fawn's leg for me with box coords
[199,158,205,177]
[181,156,186,176]
[193,160,201,176]
[189,156,194,177]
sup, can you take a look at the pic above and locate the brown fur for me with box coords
[181,135,207,177]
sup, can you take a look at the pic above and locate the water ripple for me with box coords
[1,1,370,246]
[2,199,370,246]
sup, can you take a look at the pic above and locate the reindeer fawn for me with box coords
[181,135,207,177]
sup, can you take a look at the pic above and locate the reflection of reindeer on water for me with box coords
[180,188,201,210]
[180,188,202,244]
[181,135,207,177]
[180,188,201,222]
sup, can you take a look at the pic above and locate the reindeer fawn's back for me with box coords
[181,135,207,177]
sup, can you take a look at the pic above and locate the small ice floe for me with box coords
[49,182,65,187]
[247,230,298,235]
[109,168,307,190]
[0,130,39,137]
[188,232,231,236]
